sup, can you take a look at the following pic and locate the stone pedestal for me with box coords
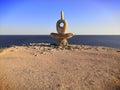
[51,11,73,46]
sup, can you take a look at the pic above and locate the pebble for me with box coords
[34,54,37,56]
[116,50,120,52]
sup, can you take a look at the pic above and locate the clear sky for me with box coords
[0,0,120,35]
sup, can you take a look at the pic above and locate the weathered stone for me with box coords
[50,11,73,46]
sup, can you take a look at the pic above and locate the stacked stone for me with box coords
[51,11,73,46]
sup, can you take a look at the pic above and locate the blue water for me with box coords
[0,35,120,48]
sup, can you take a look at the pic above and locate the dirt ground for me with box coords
[0,45,120,90]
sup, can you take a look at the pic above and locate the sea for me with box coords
[0,35,120,49]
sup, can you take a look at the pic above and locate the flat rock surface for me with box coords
[0,45,120,90]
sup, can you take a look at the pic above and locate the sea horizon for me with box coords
[0,35,120,49]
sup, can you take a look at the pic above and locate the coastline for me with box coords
[0,44,120,90]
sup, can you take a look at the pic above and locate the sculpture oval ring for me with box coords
[56,19,68,34]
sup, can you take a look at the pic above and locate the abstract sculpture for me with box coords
[51,11,73,46]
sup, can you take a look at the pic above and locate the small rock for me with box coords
[10,50,14,52]
[89,80,95,85]
[116,50,120,52]
[34,54,37,56]
[56,84,61,87]
[40,52,44,54]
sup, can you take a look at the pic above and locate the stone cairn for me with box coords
[51,11,73,46]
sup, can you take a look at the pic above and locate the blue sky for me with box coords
[0,0,120,35]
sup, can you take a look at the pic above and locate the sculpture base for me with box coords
[50,33,73,46]
[57,38,68,46]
